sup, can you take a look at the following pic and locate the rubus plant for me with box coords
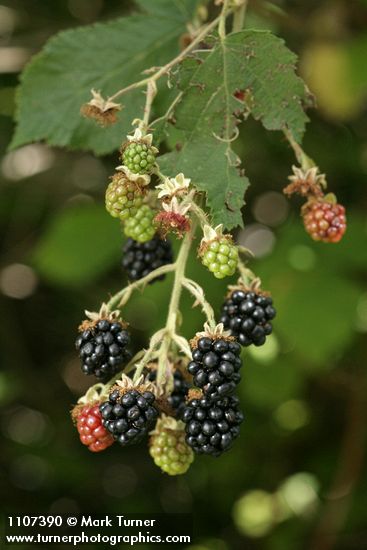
[11,0,347,474]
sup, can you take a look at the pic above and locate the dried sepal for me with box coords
[115,165,151,186]
[190,322,234,349]
[80,89,121,127]
[75,384,108,411]
[125,128,159,154]
[156,173,191,200]
[198,224,234,257]
[187,388,203,401]
[284,165,326,198]
[227,278,268,299]
[79,303,126,332]
[111,373,163,399]
[149,414,185,435]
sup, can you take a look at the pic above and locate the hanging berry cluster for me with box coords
[71,120,280,474]
[70,1,346,475]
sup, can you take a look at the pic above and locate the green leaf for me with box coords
[10,1,194,155]
[159,30,310,228]
[32,204,122,287]
[160,139,249,229]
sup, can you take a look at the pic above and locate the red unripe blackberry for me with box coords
[74,403,114,452]
[302,199,346,243]
[182,394,244,457]
[220,289,276,347]
[188,337,242,401]
[122,236,173,282]
[100,388,159,447]
[75,319,131,381]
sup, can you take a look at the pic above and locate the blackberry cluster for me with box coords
[201,238,238,279]
[220,289,276,347]
[188,337,242,401]
[183,395,244,457]
[122,236,173,282]
[100,389,158,447]
[148,368,190,416]
[75,320,131,380]
[74,404,114,452]
[123,204,156,243]
[122,142,156,174]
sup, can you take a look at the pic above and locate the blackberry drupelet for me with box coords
[220,289,276,347]
[99,389,158,447]
[75,319,131,380]
[188,337,242,401]
[183,394,244,457]
[122,236,173,282]
[148,368,190,416]
[74,403,114,452]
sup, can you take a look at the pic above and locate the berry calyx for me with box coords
[149,415,194,475]
[182,394,244,457]
[302,197,346,243]
[188,335,242,401]
[75,308,131,381]
[199,225,238,279]
[72,403,114,452]
[148,363,191,417]
[100,381,159,447]
[220,287,276,347]
[122,236,173,282]
[123,204,157,243]
[105,174,145,221]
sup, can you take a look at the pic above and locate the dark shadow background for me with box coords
[0,1,367,549]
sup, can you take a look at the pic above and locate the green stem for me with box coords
[219,0,231,38]
[232,1,248,32]
[283,128,315,171]
[108,15,222,104]
[156,225,195,383]
[182,277,216,328]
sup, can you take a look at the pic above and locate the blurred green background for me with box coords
[0,1,367,549]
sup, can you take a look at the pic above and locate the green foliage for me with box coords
[160,30,310,228]
[10,1,194,155]
[32,204,122,286]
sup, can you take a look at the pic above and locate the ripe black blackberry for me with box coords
[99,388,158,447]
[148,368,190,416]
[122,236,173,282]
[183,394,244,457]
[220,289,276,347]
[188,337,242,401]
[75,319,131,381]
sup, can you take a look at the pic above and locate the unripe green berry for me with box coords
[123,204,156,243]
[105,176,145,221]
[149,416,194,476]
[122,141,157,175]
[201,237,238,279]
